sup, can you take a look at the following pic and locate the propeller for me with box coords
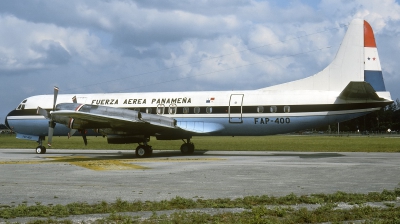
[68,95,88,146]
[37,90,88,147]
[47,86,59,147]
[79,129,88,146]
[36,107,49,119]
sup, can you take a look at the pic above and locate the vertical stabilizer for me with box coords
[261,19,386,92]
[364,21,386,91]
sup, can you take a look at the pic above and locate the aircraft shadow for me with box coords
[3,150,345,160]
[193,151,345,159]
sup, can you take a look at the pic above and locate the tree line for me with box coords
[326,98,400,133]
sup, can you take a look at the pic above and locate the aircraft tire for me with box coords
[180,143,194,155]
[36,146,46,154]
[135,145,147,158]
[187,143,194,154]
[145,147,153,157]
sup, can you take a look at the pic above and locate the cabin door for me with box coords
[229,94,244,123]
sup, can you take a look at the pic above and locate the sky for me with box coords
[1,0,400,121]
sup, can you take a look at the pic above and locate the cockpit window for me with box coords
[17,99,27,110]
[17,104,25,110]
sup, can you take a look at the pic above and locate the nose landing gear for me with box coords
[35,136,47,154]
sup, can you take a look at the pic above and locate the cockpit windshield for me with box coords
[16,99,27,110]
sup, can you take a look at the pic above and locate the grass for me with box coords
[1,134,400,152]
[0,188,399,223]
[1,134,399,222]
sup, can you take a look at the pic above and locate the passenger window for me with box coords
[157,104,165,115]
[183,107,189,114]
[257,106,264,113]
[206,107,212,114]
[194,107,200,114]
[284,106,290,113]
[169,104,177,115]
[270,106,277,113]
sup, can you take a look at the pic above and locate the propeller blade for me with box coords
[37,107,49,119]
[48,128,53,147]
[47,121,56,147]
[53,86,59,111]
[72,96,77,103]
[68,129,77,139]
[48,87,59,146]
[79,129,88,146]
[82,134,88,146]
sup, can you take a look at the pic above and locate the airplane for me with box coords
[4,19,393,157]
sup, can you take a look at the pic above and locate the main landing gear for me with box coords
[135,138,195,158]
[35,137,47,154]
[180,138,195,155]
[135,137,153,158]
[135,145,153,158]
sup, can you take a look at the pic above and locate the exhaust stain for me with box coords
[0,156,224,171]
[47,156,150,171]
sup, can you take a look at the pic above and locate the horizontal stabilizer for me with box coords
[339,81,382,101]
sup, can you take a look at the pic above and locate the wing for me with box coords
[51,103,180,135]
[50,103,225,137]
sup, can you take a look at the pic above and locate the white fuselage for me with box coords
[7,88,383,137]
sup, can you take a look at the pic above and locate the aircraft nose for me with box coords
[5,111,11,130]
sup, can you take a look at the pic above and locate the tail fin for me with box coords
[262,19,387,93]
[363,21,386,91]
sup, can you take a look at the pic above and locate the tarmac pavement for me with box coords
[0,149,399,206]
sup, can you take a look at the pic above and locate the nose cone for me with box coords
[5,111,12,130]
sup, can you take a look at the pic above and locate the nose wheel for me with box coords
[35,137,47,154]
[35,146,46,154]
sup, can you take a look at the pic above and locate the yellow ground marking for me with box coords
[126,158,225,162]
[0,160,42,165]
[47,156,150,171]
[0,156,225,171]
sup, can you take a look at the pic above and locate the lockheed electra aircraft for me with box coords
[5,19,393,157]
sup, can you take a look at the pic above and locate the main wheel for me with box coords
[145,146,153,157]
[188,143,194,154]
[135,145,147,158]
[180,143,194,155]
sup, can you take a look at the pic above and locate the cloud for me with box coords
[1,0,400,119]
[31,40,71,66]
[0,14,117,73]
